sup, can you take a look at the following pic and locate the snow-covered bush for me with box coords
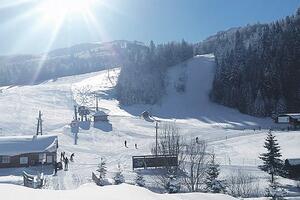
[113,164,125,185]
[135,173,145,187]
[226,170,263,198]
[265,181,287,200]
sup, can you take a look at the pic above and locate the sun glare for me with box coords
[37,0,95,23]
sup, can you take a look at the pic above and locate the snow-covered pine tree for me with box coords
[265,179,287,200]
[259,130,284,184]
[166,174,180,193]
[135,172,145,187]
[113,163,125,185]
[96,157,107,186]
[204,154,225,193]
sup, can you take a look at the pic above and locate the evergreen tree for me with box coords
[259,130,284,184]
[166,174,180,193]
[135,172,145,187]
[113,163,125,185]
[204,154,224,193]
[265,180,287,200]
[96,157,107,186]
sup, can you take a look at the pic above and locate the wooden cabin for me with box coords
[274,113,300,128]
[93,111,108,122]
[0,135,58,168]
[285,158,300,179]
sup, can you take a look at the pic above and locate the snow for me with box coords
[286,159,300,166]
[0,135,57,156]
[0,55,299,197]
[0,183,237,200]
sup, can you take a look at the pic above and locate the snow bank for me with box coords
[0,183,237,200]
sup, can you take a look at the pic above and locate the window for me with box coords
[20,157,28,164]
[1,156,10,163]
[46,155,53,163]
[39,153,46,163]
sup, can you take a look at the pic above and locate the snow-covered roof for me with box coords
[279,113,300,119]
[93,110,108,116]
[286,159,300,166]
[0,135,58,156]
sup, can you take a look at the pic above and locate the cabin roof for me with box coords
[278,113,300,119]
[93,110,108,117]
[0,135,58,156]
[286,158,300,166]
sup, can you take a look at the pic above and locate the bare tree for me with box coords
[151,122,185,192]
[73,85,92,105]
[151,122,184,157]
[226,170,263,198]
[182,139,209,192]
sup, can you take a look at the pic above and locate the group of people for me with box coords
[53,152,75,175]
[124,140,138,149]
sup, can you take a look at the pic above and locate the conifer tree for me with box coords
[259,130,283,184]
[97,157,107,186]
[205,154,224,193]
[114,163,125,185]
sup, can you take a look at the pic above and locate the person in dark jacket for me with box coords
[64,157,69,170]
[70,153,75,162]
[53,161,58,176]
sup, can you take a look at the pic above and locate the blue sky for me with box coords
[0,0,299,55]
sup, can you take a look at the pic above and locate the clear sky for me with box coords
[0,0,299,55]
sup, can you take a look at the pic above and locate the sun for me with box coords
[37,0,95,23]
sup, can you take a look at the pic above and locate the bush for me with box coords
[113,164,125,185]
[226,170,263,198]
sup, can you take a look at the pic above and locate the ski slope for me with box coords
[0,55,299,196]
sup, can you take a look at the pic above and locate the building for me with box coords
[274,113,300,128]
[0,135,58,168]
[93,110,108,122]
[285,158,300,179]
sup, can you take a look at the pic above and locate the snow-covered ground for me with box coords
[0,183,237,200]
[0,55,299,197]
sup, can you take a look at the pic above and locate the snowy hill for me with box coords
[0,55,299,197]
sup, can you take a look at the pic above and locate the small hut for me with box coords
[93,110,108,122]
[285,158,300,179]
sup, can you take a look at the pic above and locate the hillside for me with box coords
[0,40,147,86]
[0,55,299,197]
[195,8,300,117]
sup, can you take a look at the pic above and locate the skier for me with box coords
[53,161,58,176]
[195,137,199,144]
[60,152,64,161]
[135,143,138,149]
[124,140,127,148]
[64,157,69,170]
[70,153,75,162]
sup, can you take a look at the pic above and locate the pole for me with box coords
[96,96,99,111]
[36,111,42,135]
[155,121,158,156]
[74,105,78,120]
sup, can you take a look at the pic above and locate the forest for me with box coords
[195,8,300,117]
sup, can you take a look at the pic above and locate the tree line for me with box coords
[196,8,300,117]
[116,40,194,105]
